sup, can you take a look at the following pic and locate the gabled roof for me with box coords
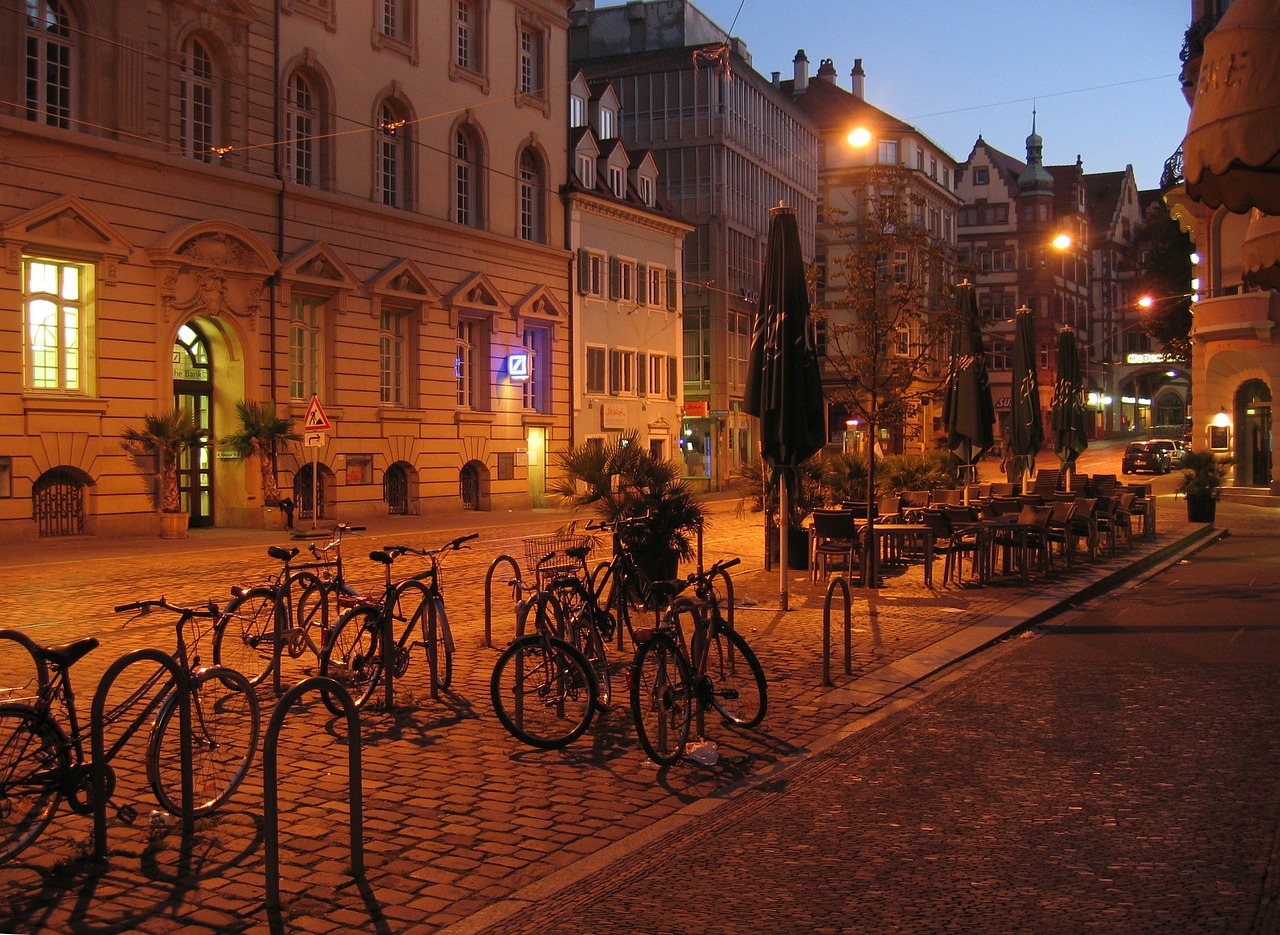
[1082,170,1128,232]
[782,73,916,136]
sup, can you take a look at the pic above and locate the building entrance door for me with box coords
[173,323,214,527]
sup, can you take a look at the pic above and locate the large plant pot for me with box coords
[1186,494,1216,524]
[767,525,811,570]
[159,511,190,539]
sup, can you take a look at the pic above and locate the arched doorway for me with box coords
[1236,379,1272,488]
[32,468,87,537]
[294,463,333,521]
[384,462,411,515]
[459,461,485,510]
[173,323,215,527]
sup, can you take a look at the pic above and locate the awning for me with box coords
[1183,0,1280,214]
[1243,210,1280,289]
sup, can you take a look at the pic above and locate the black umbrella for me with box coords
[1008,306,1044,490]
[1050,327,1089,474]
[744,205,826,610]
[941,282,996,486]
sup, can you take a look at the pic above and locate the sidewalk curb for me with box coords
[438,521,1225,935]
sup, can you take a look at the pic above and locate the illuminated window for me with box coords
[24,257,91,393]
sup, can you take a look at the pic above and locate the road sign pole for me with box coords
[311,445,319,533]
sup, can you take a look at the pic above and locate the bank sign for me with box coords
[1125,352,1171,365]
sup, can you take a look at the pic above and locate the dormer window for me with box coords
[599,106,615,139]
[570,93,587,128]
[577,152,595,188]
[608,166,625,198]
[638,174,653,207]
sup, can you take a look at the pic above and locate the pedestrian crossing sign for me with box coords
[303,395,332,432]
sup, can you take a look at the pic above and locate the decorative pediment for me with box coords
[512,285,567,335]
[445,272,509,326]
[280,241,359,294]
[364,257,442,312]
[2,195,134,283]
[147,220,278,326]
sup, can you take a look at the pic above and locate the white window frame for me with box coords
[289,295,325,401]
[618,259,635,304]
[608,348,636,396]
[376,101,408,208]
[576,152,595,189]
[518,148,544,242]
[379,307,408,406]
[608,165,625,198]
[25,0,75,128]
[286,71,317,187]
[647,265,665,308]
[518,22,546,99]
[23,256,92,394]
[648,352,666,398]
[180,36,217,162]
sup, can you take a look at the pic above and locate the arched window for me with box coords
[518,148,545,243]
[454,125,484,228]
[180,36,217,162]
[376,99,409,208]
[286,71,318,186]
[25,0,75,128]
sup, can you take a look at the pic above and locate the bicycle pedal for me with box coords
[116,803,139,826]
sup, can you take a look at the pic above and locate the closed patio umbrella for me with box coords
[744,204,826,611]
[1008,306,1043,491]
[1050,327,1088,476]
[942,282,996,486]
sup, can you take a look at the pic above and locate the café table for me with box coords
[856,521,934,588]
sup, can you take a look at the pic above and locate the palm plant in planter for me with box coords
[219,400,300,513]
[121,407,205,537]
[551,432,705,585]
[1175,449,1233,523]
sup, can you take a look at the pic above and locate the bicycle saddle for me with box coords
[38,636,100,668]
[268,545,300,562]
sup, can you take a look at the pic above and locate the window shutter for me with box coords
[577,249,590,294]
[609,256,620,300]
[636,264,648,306]
[666,269,678,310]
[637,351,647,396]
[608,348,621,395]
[667,356,678,399]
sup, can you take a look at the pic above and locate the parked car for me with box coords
[1122,440,1175,475]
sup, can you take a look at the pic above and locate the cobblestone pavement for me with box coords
[0,491,1217,934]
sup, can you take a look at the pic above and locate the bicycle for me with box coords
[0,598,260,864]
[318,533,476,711]
[489,568,597,749]
[629,558,767,766]
[583,515,664,649]
[213,523,365,687]
[537,545,617,710]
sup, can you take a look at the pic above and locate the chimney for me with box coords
[793,50,809,93]
[851,58,865,99]
[817,58,837,84]
[771,71,780,89]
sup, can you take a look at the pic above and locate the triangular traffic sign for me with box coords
[303,395,332,432]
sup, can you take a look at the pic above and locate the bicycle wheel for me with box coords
[490,635,596,749]
[294,576,335,659]
[0,705,67,865]
[701,624,767,729]
[148,667,260,816]
[319,606,383,713]
[213,586,279,686]
[630,633,692,766]
[393,580,453,691]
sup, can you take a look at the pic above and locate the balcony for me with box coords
[1191,291,1280,343]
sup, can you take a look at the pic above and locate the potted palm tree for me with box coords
[1175,449,1233,523]
[219,400,301,529]
[551,432,705,585]
[121,407,205,538]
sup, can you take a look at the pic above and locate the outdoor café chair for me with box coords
[1043,499,1078,570]
[991,504,1053,582]
[921,509,981,587]
[1067,497,1099,562]
[810,508,863,583]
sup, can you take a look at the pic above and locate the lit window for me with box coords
[25,0,74,128]
[576,152,595,189]
[570,93,587,128]
[24,257,91,393]
[638,174,653,206]
[180,37,216,162]
[608,166,625,198]
[598,107,615,139]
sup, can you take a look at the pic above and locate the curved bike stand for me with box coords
[92,649,194,858]
[0,628,50,692]
[484,554,521,649]
[822,577,855,687]
[263,676,364,913]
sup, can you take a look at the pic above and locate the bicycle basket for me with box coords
[523,531,595,584]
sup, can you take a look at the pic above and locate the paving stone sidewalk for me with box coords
[0,493,1213,934]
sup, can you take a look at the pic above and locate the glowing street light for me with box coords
[846,126,872,148]
[1051,232,1073,251]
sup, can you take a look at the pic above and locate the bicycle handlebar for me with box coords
[585,513,651,532]
[114,597,221,618]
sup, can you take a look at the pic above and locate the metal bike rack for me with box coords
[92,650,194,858]
[263,676,364,912]
[822,576,856,687]
[484,554,521,648]
[0,628,50,693]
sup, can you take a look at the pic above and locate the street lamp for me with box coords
[846,126,872,148]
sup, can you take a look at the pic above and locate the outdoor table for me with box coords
[856,521,934,588]
[982,515,1048,583]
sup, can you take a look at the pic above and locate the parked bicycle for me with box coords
[490,567,597,749]
[0,598,260,864]
[584,515,664,648]
[538,545,617,710]
[213,523,365,686]
[629,558,767,766]
[318,533,476,711]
